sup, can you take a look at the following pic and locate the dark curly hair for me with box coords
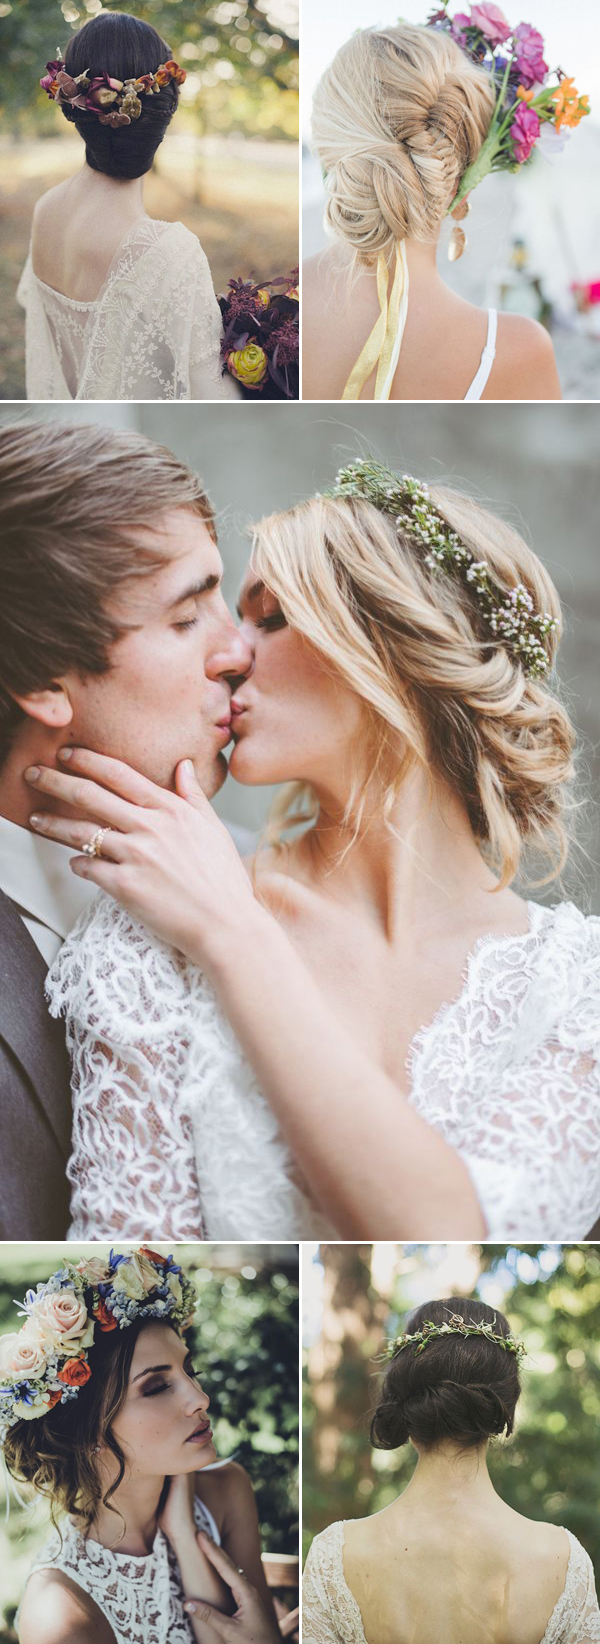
[371,1297,521,1452]
[4,1317,180,1535]
[63,12,181,180]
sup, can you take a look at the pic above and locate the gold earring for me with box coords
[448,198,471,263]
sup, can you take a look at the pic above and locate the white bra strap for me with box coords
[464,307,497,402]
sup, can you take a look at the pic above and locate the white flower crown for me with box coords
[387,1312,525,1361]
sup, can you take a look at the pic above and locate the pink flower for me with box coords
[511,101,541,162]
[469,4,511,44]
[450,11,471,45]
[513,22,548,88]
[40,60,62,97]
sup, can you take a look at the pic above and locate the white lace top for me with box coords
[303,1520,600,1644]
[24,1495,220,1644]
[45,893,600,1243]
[45,893,331,1242]
[16,218,239,401]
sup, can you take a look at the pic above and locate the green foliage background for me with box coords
[0,1242,298,1639]
[0,0,298,140]
[303,1244,600,1577]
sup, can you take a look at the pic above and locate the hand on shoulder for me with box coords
[19,1568,115,1644]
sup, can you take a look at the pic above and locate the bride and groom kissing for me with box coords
[1,415,599,1247]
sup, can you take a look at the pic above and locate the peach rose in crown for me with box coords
[34,1290,95,1351]
[76,1257,112,1285]
[0,1325,48,1381]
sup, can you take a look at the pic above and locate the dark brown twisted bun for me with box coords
[311,23,496,263]
[371,1298,520,1451]
[63,13,180,181]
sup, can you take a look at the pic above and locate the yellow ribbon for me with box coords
[341,241,409,401]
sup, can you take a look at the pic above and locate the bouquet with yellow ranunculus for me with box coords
[219,271,299,399]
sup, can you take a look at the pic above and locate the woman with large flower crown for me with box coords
[3,1248,282,1644]
[16,11,239,402]
[303,3,590,401]
[303,1296,600,1642]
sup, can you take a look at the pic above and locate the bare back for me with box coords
[302,246,562,401]
[342,1500,570,1644]
[31,175,147,302]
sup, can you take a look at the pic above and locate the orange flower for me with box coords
[46,1389,63,1410]
[155,59,186,87]
[58,1357,92,1387]
[552,78,590,131]
[516,85,534,103]
[94,1299,118,1332]
[139,1247,167,1267]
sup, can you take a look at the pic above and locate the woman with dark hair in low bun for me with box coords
[303,1297,600,1644]
[17,11,238,401]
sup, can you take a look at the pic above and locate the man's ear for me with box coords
[11,682,73,730]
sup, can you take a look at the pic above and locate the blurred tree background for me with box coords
[303,1243,600,1579]
[0,1241,298,1640]
[0,0,298,396]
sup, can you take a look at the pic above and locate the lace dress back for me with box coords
[45,893,600,1242]
[16,218,239,401]
[302,1520,600,1644]
[23,1495,220,1644]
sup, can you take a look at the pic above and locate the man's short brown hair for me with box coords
[0,419,216,762]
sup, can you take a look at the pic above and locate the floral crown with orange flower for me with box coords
[40,50,186,129]
[0,1248,196,1442]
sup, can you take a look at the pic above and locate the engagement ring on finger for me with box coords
[82,826,110,859]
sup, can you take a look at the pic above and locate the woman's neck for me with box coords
[401,1441,498,1513]
[91,1472,166,1555]
[302,764,512,942]
[67,161,146,215]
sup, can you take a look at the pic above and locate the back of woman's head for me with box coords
[251,482,575,889]
[63,12,180,180]
[371,1297,521,1451]
[312,22,495,262]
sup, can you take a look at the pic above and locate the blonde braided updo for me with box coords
[312,22,496,263]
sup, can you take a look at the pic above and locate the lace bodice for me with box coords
[303,1520,600,1644]
[16,218,239,401]
[45,893,600,1242]
[24,1495,219,1644]
[45,893,333,1241]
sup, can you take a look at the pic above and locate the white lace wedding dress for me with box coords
[302,1521,600,1644]
[23,1495,219,1644]
[45,893,600,1242]
[16,218,239,401]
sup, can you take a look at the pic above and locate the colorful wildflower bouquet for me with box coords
[427,2,590,209]
[219,271,299,400]
[0,1248,196,1441]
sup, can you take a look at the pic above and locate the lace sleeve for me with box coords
[543,1533,600,1644]
[412,904,600,1242]
[78,220,238,401]
[45,894,204,1239]
[303,1524,366,1644]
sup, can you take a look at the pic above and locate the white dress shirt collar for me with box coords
[0,815,96,941]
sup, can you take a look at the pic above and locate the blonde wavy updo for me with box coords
[251,484,576,889]
[312,22,496,262]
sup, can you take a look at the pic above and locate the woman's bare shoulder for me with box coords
[19,1567,115,1644]
[195,1459,255,1524]
[489,312,562,400]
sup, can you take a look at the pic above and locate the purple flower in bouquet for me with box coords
[512,22,548,88]
[469,4,511,44]
[450,11,471,45]
[511,99,540,162]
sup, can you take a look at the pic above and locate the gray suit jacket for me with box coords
[0,888,71,1237]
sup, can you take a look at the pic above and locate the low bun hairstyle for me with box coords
[252,483,576,890]
[62,13,180,181]
[312,23,496,262]
[371,1297,521,1451]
